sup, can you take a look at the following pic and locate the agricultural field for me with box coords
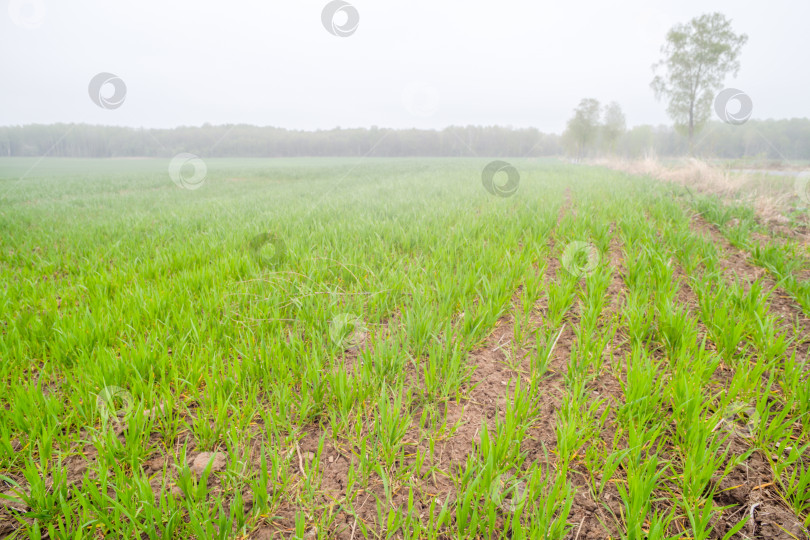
[1,157,809,539]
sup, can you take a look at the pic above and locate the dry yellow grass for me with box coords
[592,155,799,227]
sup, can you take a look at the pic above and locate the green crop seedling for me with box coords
[1,157,809,539]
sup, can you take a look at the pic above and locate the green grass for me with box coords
[0,157,808,539]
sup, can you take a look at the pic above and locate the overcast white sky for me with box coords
[1,0,807,133]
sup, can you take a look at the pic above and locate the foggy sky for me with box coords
[2,0,807,132]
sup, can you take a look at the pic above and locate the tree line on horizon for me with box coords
[1,120,808,161]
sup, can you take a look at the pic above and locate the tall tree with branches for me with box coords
[563,98,601,159]
[651,12,747,152]
[602,102,626,154]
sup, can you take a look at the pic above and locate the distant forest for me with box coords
[1,119,809,160]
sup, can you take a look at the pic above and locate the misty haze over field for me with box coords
[2,0,808,132]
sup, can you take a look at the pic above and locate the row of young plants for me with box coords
[693,192,810,312]
[3,159,808,538]
[0,160,574,538]
[657,189,810,532]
